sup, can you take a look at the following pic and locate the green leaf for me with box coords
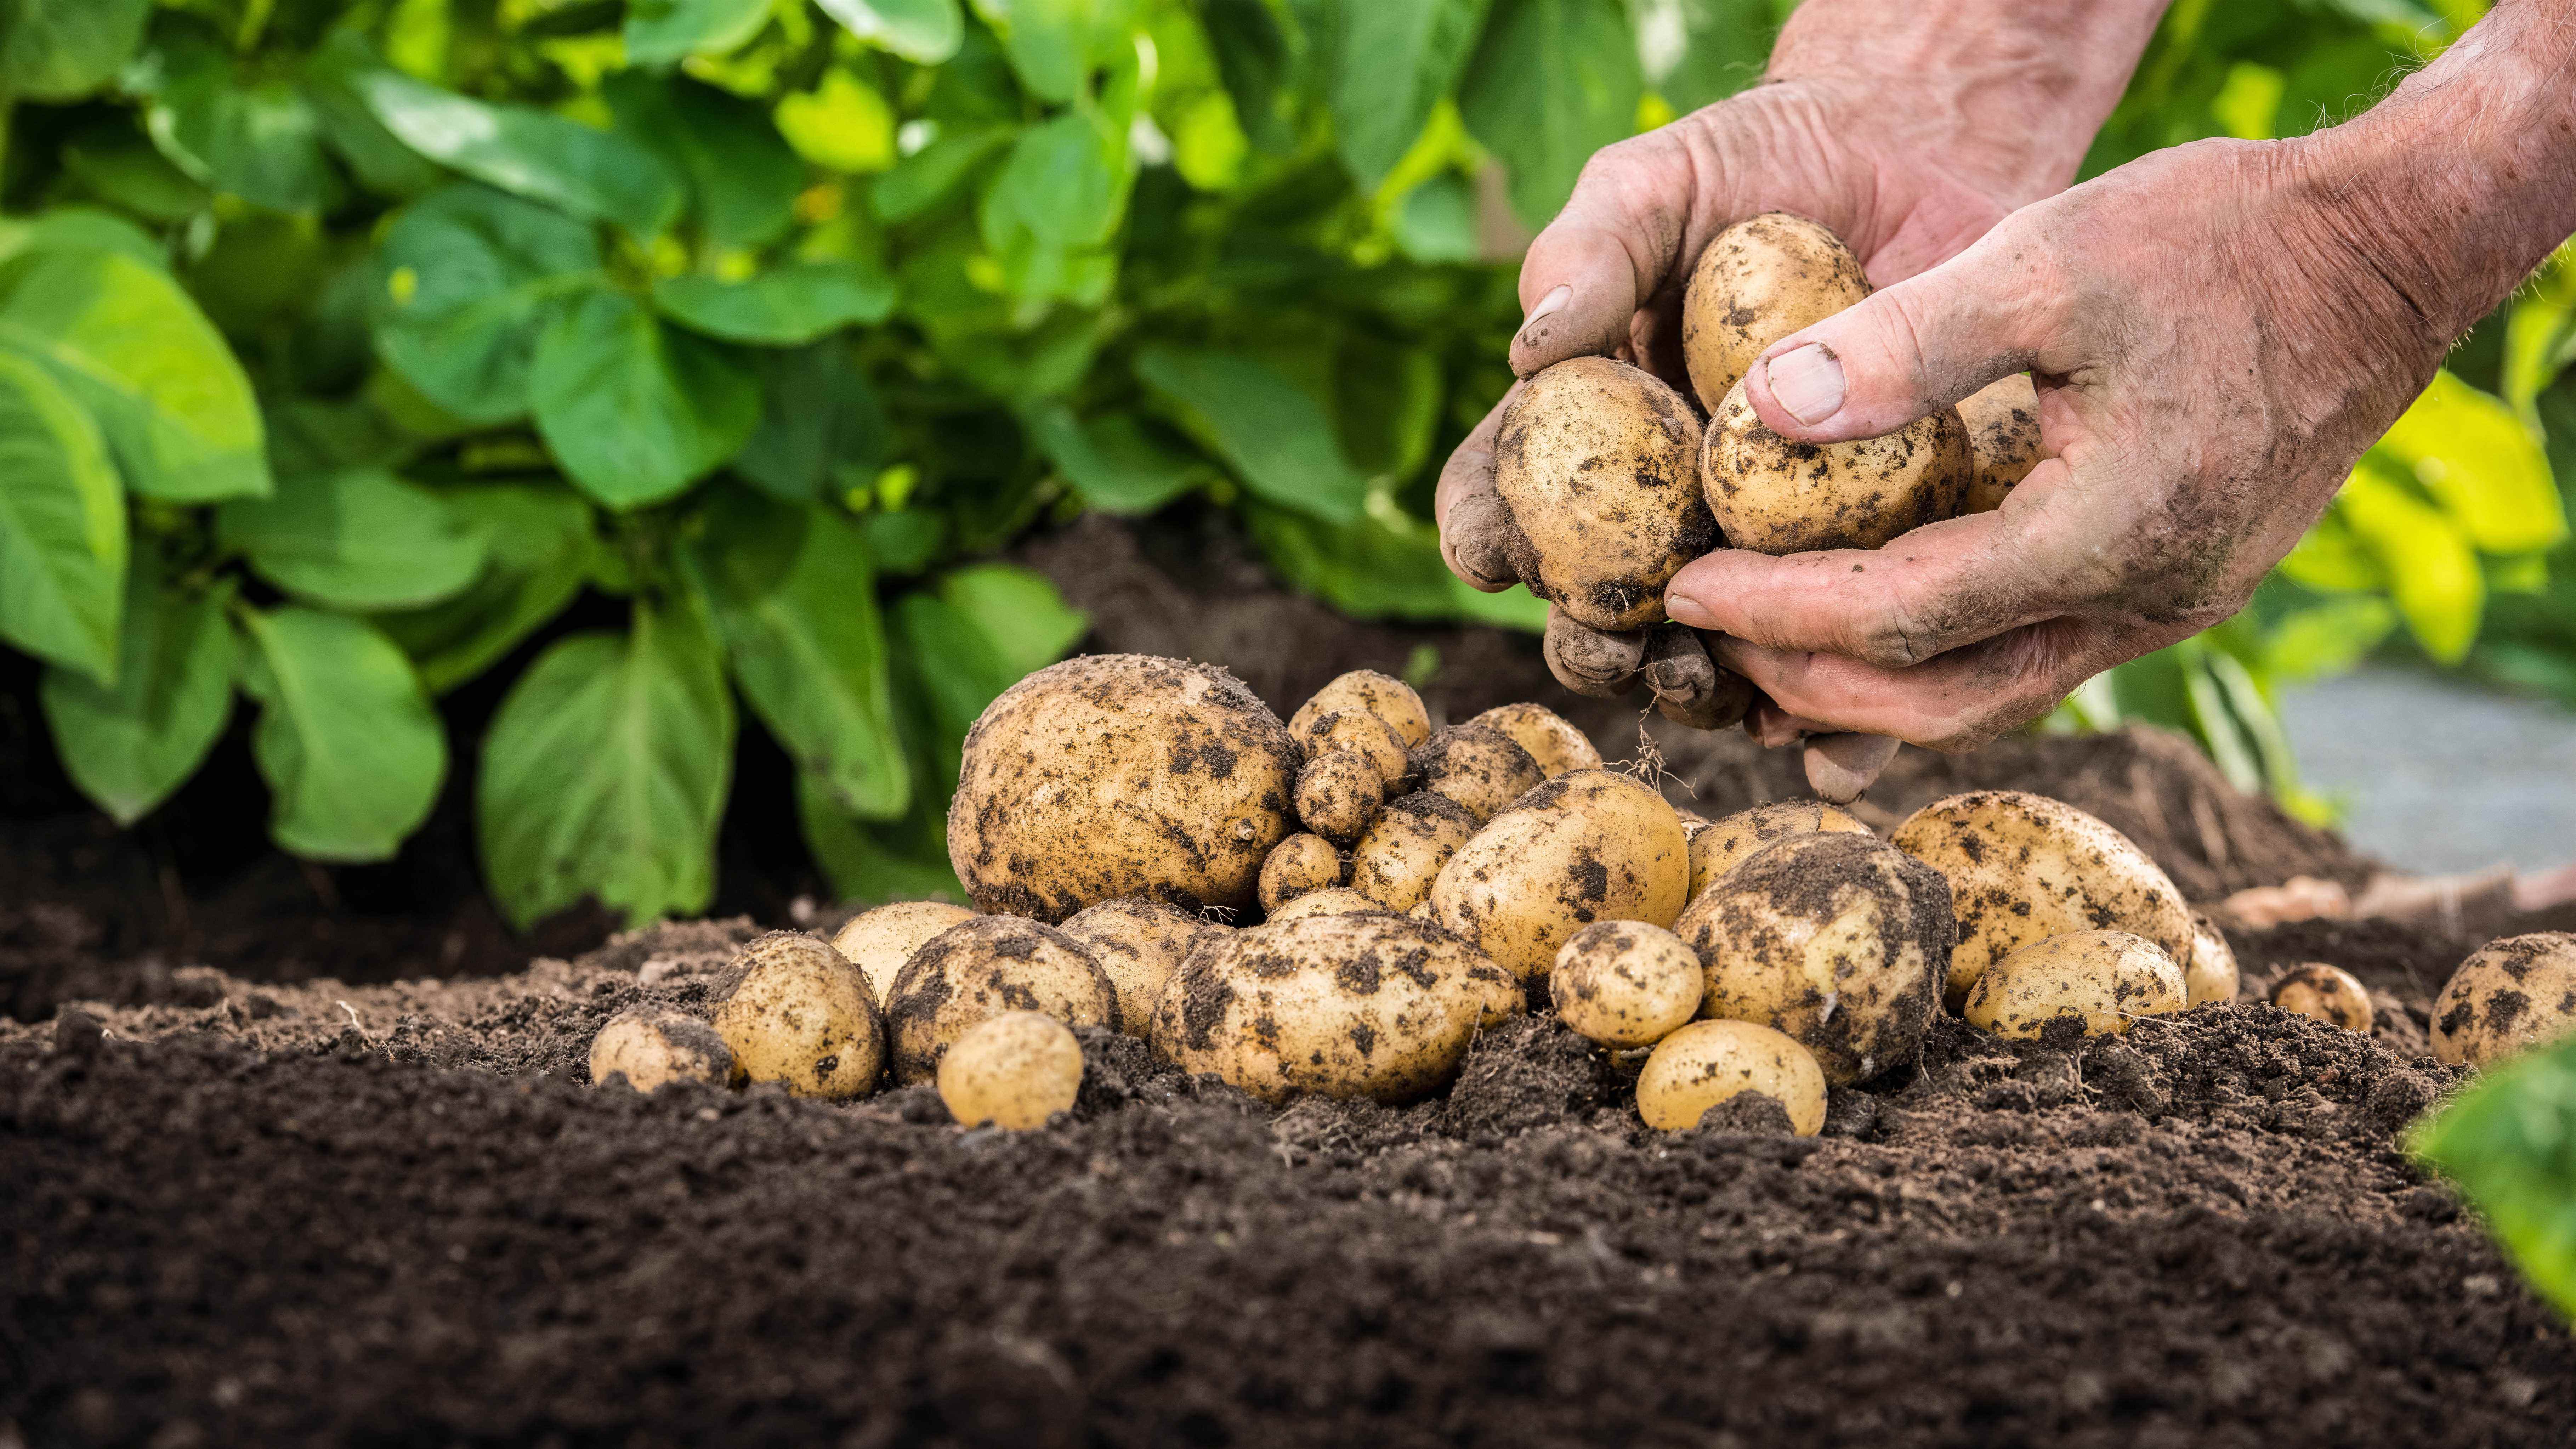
[0,207,164,272]
[376,485,597,693]
[0,0,150,101]
[0,350,125,681]
[1333,0,1490,188]
[2260,597,2399,685]
[1202,0,1298,152]
[1394,175,1480,264]
[58,129,207,224]
[818,0,967,66]
[0,246,267,502]
[147,56,337,214]
[774,68,899,174]
[1133,343,1370,522]
[2412,1031,2576,1323]
[797,771,969,905]
[863,510,946,575]
[871,126,1015,223]
[978,111,1131,301]
[968,0,1141,105]
[1460,0,1644,228]
[1650,0,1780,114]
[2277,506,2389,594]
[733,343,890,502]
[937,563,1088,677]
[478,597,736,928]
[1027,403,1204,514]
[1247,498,1550,629]
[235,607,446,863]
[301,33,447,200]
[218,468,487,611]
[348,67,683,238]
[40,570,235,825]
[2503,247,2576,415]
[2375,372,2566,556]
[625,0,774,66]
[890,590,1022,787]
[602,71,803,250]
[373,184,603,426]
[530,289,762,509]
[2338,459,2483,664]
[652,261,897,345]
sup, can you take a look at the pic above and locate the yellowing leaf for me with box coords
[2376,370,2565,555]
[775,70,898,174]
[2337,460,2483,663]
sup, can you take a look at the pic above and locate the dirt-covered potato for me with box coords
[1411,722,1544,823]
[1635,1019,1828,1135]
[1291,670,1430,751]
[1060,898,1221,1035]
[1301,708,1411,786]
[1430,769,1690,979]
[1295,749,1387,842]
[1550,921,1702,1049]
[1703,379,1971,555]
[948,654,1299,922]
[885,916,1120,1083]
[590,1006,736,1092]
[1687,800,1873,900]
[709,931,885,1099]
[1349,791,1479,911]
[1150,912,1517,1103]
[937,1012,1084,1130]
[1674,832,1950,1084]
[1259,833,1345,912]
[2431,932,2576,1068]
[1679,212,1872,412]
[1470,702,1601,778]
[2269,962,2372,1034]
[1267,888,1385,923]
[829,900,978,1008]
[1962,930,2186,1040]
[1891,791,2194,1011]
[2184,911,2240,1006]
[1492,356,1714,632]
[1960,373,2043,514]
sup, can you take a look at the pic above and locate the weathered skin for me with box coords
[2431,932,2576,1068]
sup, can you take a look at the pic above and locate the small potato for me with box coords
[1260,832,1345,912]
[2184,911,2240,1006]
[1301,708,1411,786]
[1703,379,1970,556]
[1550,921,1702,1049]
[1493,356,1715,631]
[1687,799,1873,900]
[1636,1019,1827,1135]
[1675,832,1951,1084]
[1679,211,1872,412]
[885,916,1119,1083]
[1432,769,1690,979]
[1411,722,1544,823]
[1471,702,1601,778]
[2270,962,2373,1034]
[709,931,885,1099]
[1963,930,2186,1040]
[590,1006,736,1092]
[938,1012,1084,1130]
[830,900,978,1008]
[1291,670,1431,751]
[2431,932,2576,1068]
[1295,748,1387,842]
[1267,887,1385,923]
[1060,898,1222,1035]
[1349,791,1479,910]
[1959,373,2042,514]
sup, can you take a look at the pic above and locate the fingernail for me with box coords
[1666,592,1713,628]
[1766,344,1845,425]
[1517,285,1571,343]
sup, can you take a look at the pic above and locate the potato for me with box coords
[1470,702,1601,778]
[1291,670,1430,751]
[1687,799,1873,900]
[1150,912,1517,1103]
[2431,932,2576,1068]
[1890,791,2193,1011]
[1259,832,1345,912]
[938,1012,1084,1130]
[884,916,1120,1083]
[590,1006,736,1092]
[1431,768,1690,979]
[2269,962,2373,1034]
[1295,748,1386,842]
[1349,791,1479,911]
[709,931,885,1099]
[1492,356,1715,631]
[1960,373,2043,514]
[1635,1020,1828,1136]
[830,900,978,1008]
[1674,832,1951,1084]
[1411,722,1544,823]
[2183,911,2240,1006]
[1962,930,2186,1040]
[1060,897,1221,1035]
[1550,921,1702,1049]
[1679,211,1872,412]
[1267,887,1385,923]
[948,654,1299,922]
[1301,708,1411,786]
[1703,378,1970,555]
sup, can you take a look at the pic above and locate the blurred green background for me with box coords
[0,0,2566,925]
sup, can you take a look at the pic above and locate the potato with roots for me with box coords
[1349,791,1479,911]
[1260,833,1345,912]
[1060,898,1222,1035]
[590,1006,736,1093]
[885,916,1120,1083]
[2270,962,2372,1034]
[1267,887,1385,923]
[1687,800,1873,900]
[1492,356,1714,631]
[938,1012,1084,1130]
[1679,211,1872,411]
[1470,702,1600,778]
[1150,912,1520,1103]
[1295,749,1387,842]
[1704,378,1970,556]
[1290,670,1430,752]
[1960,374,2043,514]
[1676,832,1951,1084]
[709,931,885,1099]
[1963,930,2186,1040]
[1430,769,1689,979]
[2432,932,2576,1068]
[830,900,978,1007]
[1550,921,1702,1049]
[947,654,1299,922]
[1891,791,2194,1010]
[1411,722,1544,823]
[2184,911,2240,1006]
[1300,708,1411,787]
[1635,1019,1828,1136]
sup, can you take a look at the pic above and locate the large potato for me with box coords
[1703,379,1970,555]
[1679,211,1872,412]
[1492,356,1715,631]
[1349,791,1479,911]
[830,900,978,1008]
[1959,373,2043,514]
[884,916,1120,1083]
[1687,799,1873,900]
[1430,769,1690,979]
[1412,722,1544,823]
[1635,1019,1828,1136]
[2432,933,2576,1068]
[947,654,1298,921]
[1471,702,1601,778]
[1891,790,2193,1011]
[1060,897,1222,1035]
[1291,670,1430,751]
[1963,929,2185,1040]
[709,932,885,1099]
[1151,912,1519,1103]
[1675,832,1951,1084]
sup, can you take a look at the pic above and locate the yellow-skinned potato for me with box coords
[1550,921,1702,1049]
[2270,962,2373,1034]
[948,655,1299,922]
[1679,212,1872,412]
[1687,800,1874,900]
[1960,373,2043,513]
[1891,791,2193,1011]
[1411,722,1544,823]
[1493,356,1715,631]
[1675,832,1951,1084]
[1470,702,1600,778]
[1431,769,1690,979]
[938,1012,1084,1130]
[590,1006,737,1092]
[1301,708,1411,786]
[1349,791,1479,910]
[1291,670,1430,751]
[1259,833,1345,912]
[1295,749,1386,842]
[884,916,1119,1083]
[709,931,885,1099]
[1636,1019,1828,1135]
[1060,897,1222,1035]
[2184,911,2240,1006]
[1963,930,2186,1040]
[2432,932,2576,1068]
[830,900,978,1008]
[1704,379,1970,555]
[1267,887,1385,923]
[1150,912,1517,1103]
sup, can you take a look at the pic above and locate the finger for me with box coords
[1544,608,1645,698]
[1803,734,1900,804]
[1745,700,1834,749]
[1434,387,1521,591]
[1641,625,1753,730]
[1507,127,1744,378]
[1710,618,2125,751]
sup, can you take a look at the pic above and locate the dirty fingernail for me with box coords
[1766,344,1845,425]
[1518,284,1572,343]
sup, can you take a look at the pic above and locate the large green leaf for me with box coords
[652,261,897,345]
[0,247,267,502]
[0,350,125,681]
[1202,0,1298,153]
[234,607,446,862]
[2374,371,2566,555]
[891,590,1025,788]
[967,0,1141,104]
[530,289,762,509]
[818,0,968,64]
[733,343,890,502]
[347,67,683,238]
[1026,404,1204,514]
[797,771,969,905]
[1459,0,1643,227]
[374,184,603,425]
[40,570,235,825]
[938,563,1089,677]
[146,54,337,214]
[871,126,1015,223]
[1333,0,1490,188]
[978,111,1131,301]
[0,0,150,101]
[218,468,487,610]
[602,71,803,250]
[1249,498,1549,629]
[0,207,165,272]
[301,33,446,200]
[625,0,775,66]
[375,485,597,692]
[1133,343,1369,522]
[478,597,736,928]
[2338,458,2483,663]
[1651,0,1782,114]
[2413,1031,2576,1323]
